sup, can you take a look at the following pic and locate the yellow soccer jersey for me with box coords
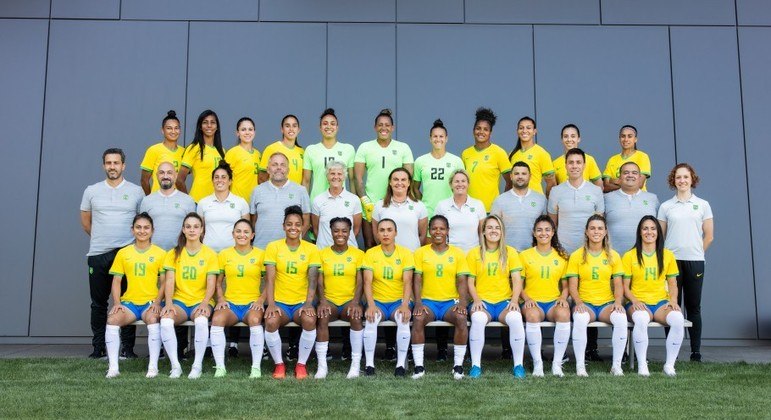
[218,246,265,305]
[259,141,305,184]
[466,245,522,303]
[362,244,415,302]
[109,244,166,304]
[164,245,220,306]
[566,248,623,305]
[264,239,321,305]
[623,248,679,305]
[509,144,555,194]
[224,145,261,201]
[415,245,470,301]
[140,143,185,193]
[461,143,511,211]
[519,247,568,303]
[320,246,365,306]
[552,153,603,185]
[181,143,223,202]
[603,150,652,190]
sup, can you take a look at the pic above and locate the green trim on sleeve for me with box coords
[181,162,192,169]
[542,170,555,176]
[140,166,153,172]
[589,176,602,182]
[612,272,625,277]
[108,271,124,277]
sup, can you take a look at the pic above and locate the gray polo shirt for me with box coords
[80,179,143,256]
[548,181,604,253]
[490,189,547,252]
[604,189,659,254]
[140,189,196,250]
[250,180,310,249]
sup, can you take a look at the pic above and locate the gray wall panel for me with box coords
[0,0,49,18]
[396,0,463,23]
[601,0,735,25]
[0,20,48,336]
[121,0,258,21]
[737,0,771,26]
[260,0,395,22]
[32,20,188,336]
[465,0,599,24]
[51,0,119,19]
[670,27,755,339]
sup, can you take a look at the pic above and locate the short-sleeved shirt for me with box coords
[413,152,465,216]
[303,141,356,201]
[461,143,511,211]
[263,239,321,305]
[548,181,605,253]
[81,180,144,256]
[164,245,220,306]
[622,248,679,305]
[354,139,414,202]
[362,244,415,302]
[224,145,261,202]
[566,248,623,305]
[109,244,166,304]
[657,194,713,261]
[181,143,224,202]
[603,150,652,190]
[311,189,361,249]
[552,153,603,185]
[604,190,660,254]
[249,180,310,249]
[140,143,185,193]
[139,190,196,250]
[259,141,305,185]
[218,246,265,305]
[373,198,428,251]
[519,247,568,303]
[466,245,522,303]
[490,189,547,252]
[197,193,250,252]
[414,245,470,301]
[320,246,365,306]
[509,144,555,194]
[433,196,486,252]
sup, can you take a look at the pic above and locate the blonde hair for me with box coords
[480,214,507,269]
[581,214,614,266]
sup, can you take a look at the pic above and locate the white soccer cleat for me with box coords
[314,367,328,379]
[145,368,158,379]
[551,362,564,377]
[411,366,425,379]
[576,365,588,377]
[663,364,677,377]
[187,366,202,379]
[105,370,120,379]
[637,362,650,377]
[532,361,544,377]
[169,366,182,379]
[611,363,624,377]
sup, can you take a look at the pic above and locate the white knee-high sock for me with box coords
[193,317,209,369]
[210,326,226,368]
[363,314,380,368]
[350,328,363,365]
[265,330,283,364]
[552,322,571,365]
[610,311,628,366]
[249,326,264,369]
[506,311,525,366]
[105,325,121,372]
[298,329,317,364]
[315,341,329,370]
[631,311,651,365]
[146,323,161,371]
[665,311,685,367]
[526,323,543,363]
[412,344,425,367]
[396,313,411,368]
[454,344,467,366]
[160,318,180,369]
[469,311,487,367]
[572,312,590,368]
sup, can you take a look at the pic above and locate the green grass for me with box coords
[1,356,769,419]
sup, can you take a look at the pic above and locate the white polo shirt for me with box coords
[311,188,362,249]
[197,192,250,252]
[373,197,428,251]
[658,194,713,261]
[434,196,486,252]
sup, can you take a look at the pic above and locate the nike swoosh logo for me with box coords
[696,273,704,278]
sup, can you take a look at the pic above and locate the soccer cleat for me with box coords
[169,366,182,379]
[585,349,603,362]
[346,366,360,379]
[228,345,239,358]
[89,348,106,359]
[411,366,425,379]
[384,346,397,362]
[120,348,138,360]
[272,363,286,379]
[551,362,564,378]
[105,370,120,378]
[610,364,624,377]
[364,366,376,376]
[576,365,588,377]
[394,366,406,377]
[314,367,328,379]
[145,368,158,379]
[214,367,227,378]
[452,365,464,380]
[262,347,270,361]
[249,367,262,379]
[295,363,308,380]
[532,361,544,377]
[188,366,202,379]
[341,343,352,361]
[512,364,526,379]
[690,352,702,362]
[637,362,650,377]
[469,365,482,378]
[436,347,448,362]
[285,344,298,362]
[663,364,677,377]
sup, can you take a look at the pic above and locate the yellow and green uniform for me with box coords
[140,143,185,193]
[263,239,321,305]
[519,247,568,302]
[466,245,522,303]
[259,141,304,184]
[414,245,470,301]
[354,139,414,202]
[319,246,365,306]
[362,244,415,302]
[163,245,220,306]
[218,246,265,305]
[461,143,511,211]
[552,153,603,185]
[603,150,652,190]
[622,248,679,304]
[109,244,166,304]
[303,141,356,201]
[181,143,223,202]
[566,248,623,305]
[224,145,261,201]
[413,152,465,216]
[509,143,554,194]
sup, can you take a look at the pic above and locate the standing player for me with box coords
[508,116,556,196]
[412,119,464,216]
[604,161,659,254]
[311,160,362,250]
[434,169,486,252]
[461,107,511,212]
[177,109,226,202]
[603,125,651,192]
[197,161,250,252]
[224,117,261,202]
[490,161,547,252]
[302,108,356,202]
[551,124,602,187]
[140,110,185,194]
[372,168,428,252]
[259,115,304,185]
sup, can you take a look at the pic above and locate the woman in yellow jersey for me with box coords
[259,114,304,184]
[411,215,470,380]
[467,215,526,379]
[551,124,603,188]
[177,110,226,202]
[461,107,512,211]
[623,216,684,377]
[508,116,556,196]
[362,218,414,377]
[140,110,185,194]
[209,219,266,379]
[519,215,571,377]
[263,205,321,380]
[159,212,219,379]
[316,217,365,379]
[104,213,167,378]
[568,214,627,377]
[603,124,651,192]
[224,117,261,201]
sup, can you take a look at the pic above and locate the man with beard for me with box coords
[139,162,196,250]
[490,161,547,252]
